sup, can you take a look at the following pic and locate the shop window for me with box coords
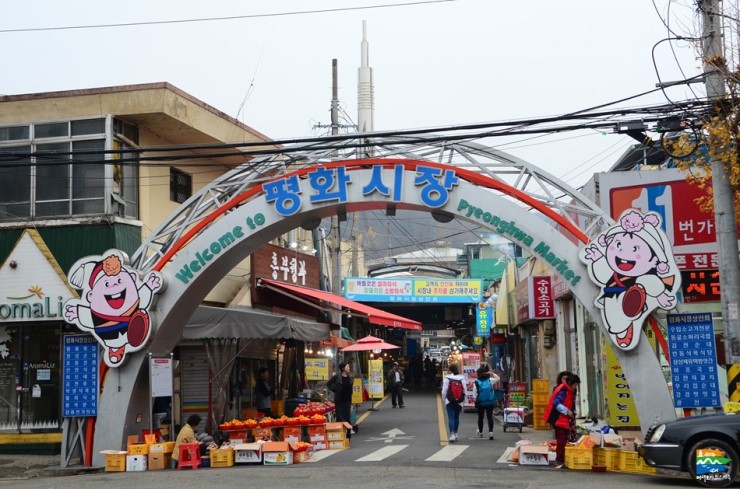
[170,167,192,204]
[0,324,62,431]
[0,117,139,221]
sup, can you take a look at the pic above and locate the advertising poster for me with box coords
[604,342,640,427]
[462,352,481,409]
[304,358,330,381]
[368,359,384,399]
[667,312,721,408]
[352,378,364,404]
[508,382,528,408]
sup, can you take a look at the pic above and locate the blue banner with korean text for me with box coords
[62,334,99,417]
[666,312,720,408]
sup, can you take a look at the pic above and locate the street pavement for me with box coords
[0,389,691,488]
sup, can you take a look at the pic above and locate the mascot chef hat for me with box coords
[604,210,669,270]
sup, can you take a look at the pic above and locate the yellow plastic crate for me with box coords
[532,379,549,393]
[101,451,127,472]
[618,450,656,474]
[565,445,593,470]
[209,448,235,468]
[533,392,549,405]
[593,447,621,471]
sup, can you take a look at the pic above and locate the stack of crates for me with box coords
[593,447,621,471]
[564,445,593,470]
[618,449,656,474]
[531,379,550,430]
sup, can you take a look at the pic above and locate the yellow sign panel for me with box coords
[304,358,329,381]
[604,342,640,428]
[368,359,384,399]
[413,279,482,298]
[352,378,364,404]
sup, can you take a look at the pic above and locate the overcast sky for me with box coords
[3,0,702,189]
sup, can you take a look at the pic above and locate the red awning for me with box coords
[257,279,421,331]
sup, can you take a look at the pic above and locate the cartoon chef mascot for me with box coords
[64,249,163,367]
[580,209,680,351]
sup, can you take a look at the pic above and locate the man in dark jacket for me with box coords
[387,362,405,408]
[256,367,273,418]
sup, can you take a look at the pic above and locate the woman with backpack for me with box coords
[441,363,465,442]
[474,364,500,440]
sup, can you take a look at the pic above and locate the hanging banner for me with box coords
[475,306,492,337]
[368,359,384,399]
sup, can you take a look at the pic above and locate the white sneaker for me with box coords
[449,433,457,442]
[476,430,483,438]
[489,432,494,440]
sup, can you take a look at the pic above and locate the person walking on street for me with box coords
[474,364,500,440]
[441,363,465,442]
[543,372,581,468]
[424,356,435,391]
[255,367,273,418]
[328,362,354,439]
[387,361,405,408]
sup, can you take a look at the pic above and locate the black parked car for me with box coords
[640,413,740,488]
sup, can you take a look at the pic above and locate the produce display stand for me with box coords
[502,382,527,433]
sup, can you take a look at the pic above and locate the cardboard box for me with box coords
[229,430,248,440]
[126,454,148,471]
[283,426,302,443]
[228,438,245,448]
[148,452,172,470]
[518,445,550,465]
[328,439,349,450]
[602,434,623,447]
[262,442,292,465]
[127,443,149,455]
[293,450,311,463]
[149,442,176,453]
[210,448,235,468]
[253,427,272,440]
[312,440,327,450]
[234,443,262,464]
[100,450,127,472]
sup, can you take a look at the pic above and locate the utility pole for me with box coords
[700,0,740,362]
[331,59,342,297]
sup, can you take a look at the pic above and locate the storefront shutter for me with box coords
[179,346,211,430]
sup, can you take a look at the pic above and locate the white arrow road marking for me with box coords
[425,444,469,462]
[497,447,515,464]
[365,428,415,443]
[381,428,405,443]
[305,449,343,462]
[355,445,408,462]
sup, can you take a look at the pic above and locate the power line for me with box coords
[0,97,718,168]
[0,1,457,34]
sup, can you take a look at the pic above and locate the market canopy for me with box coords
[183,305,330,341]
[257,278,422,331]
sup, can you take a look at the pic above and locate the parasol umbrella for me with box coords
[340,334,400,352]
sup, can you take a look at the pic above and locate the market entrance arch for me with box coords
[91,150,676,465]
